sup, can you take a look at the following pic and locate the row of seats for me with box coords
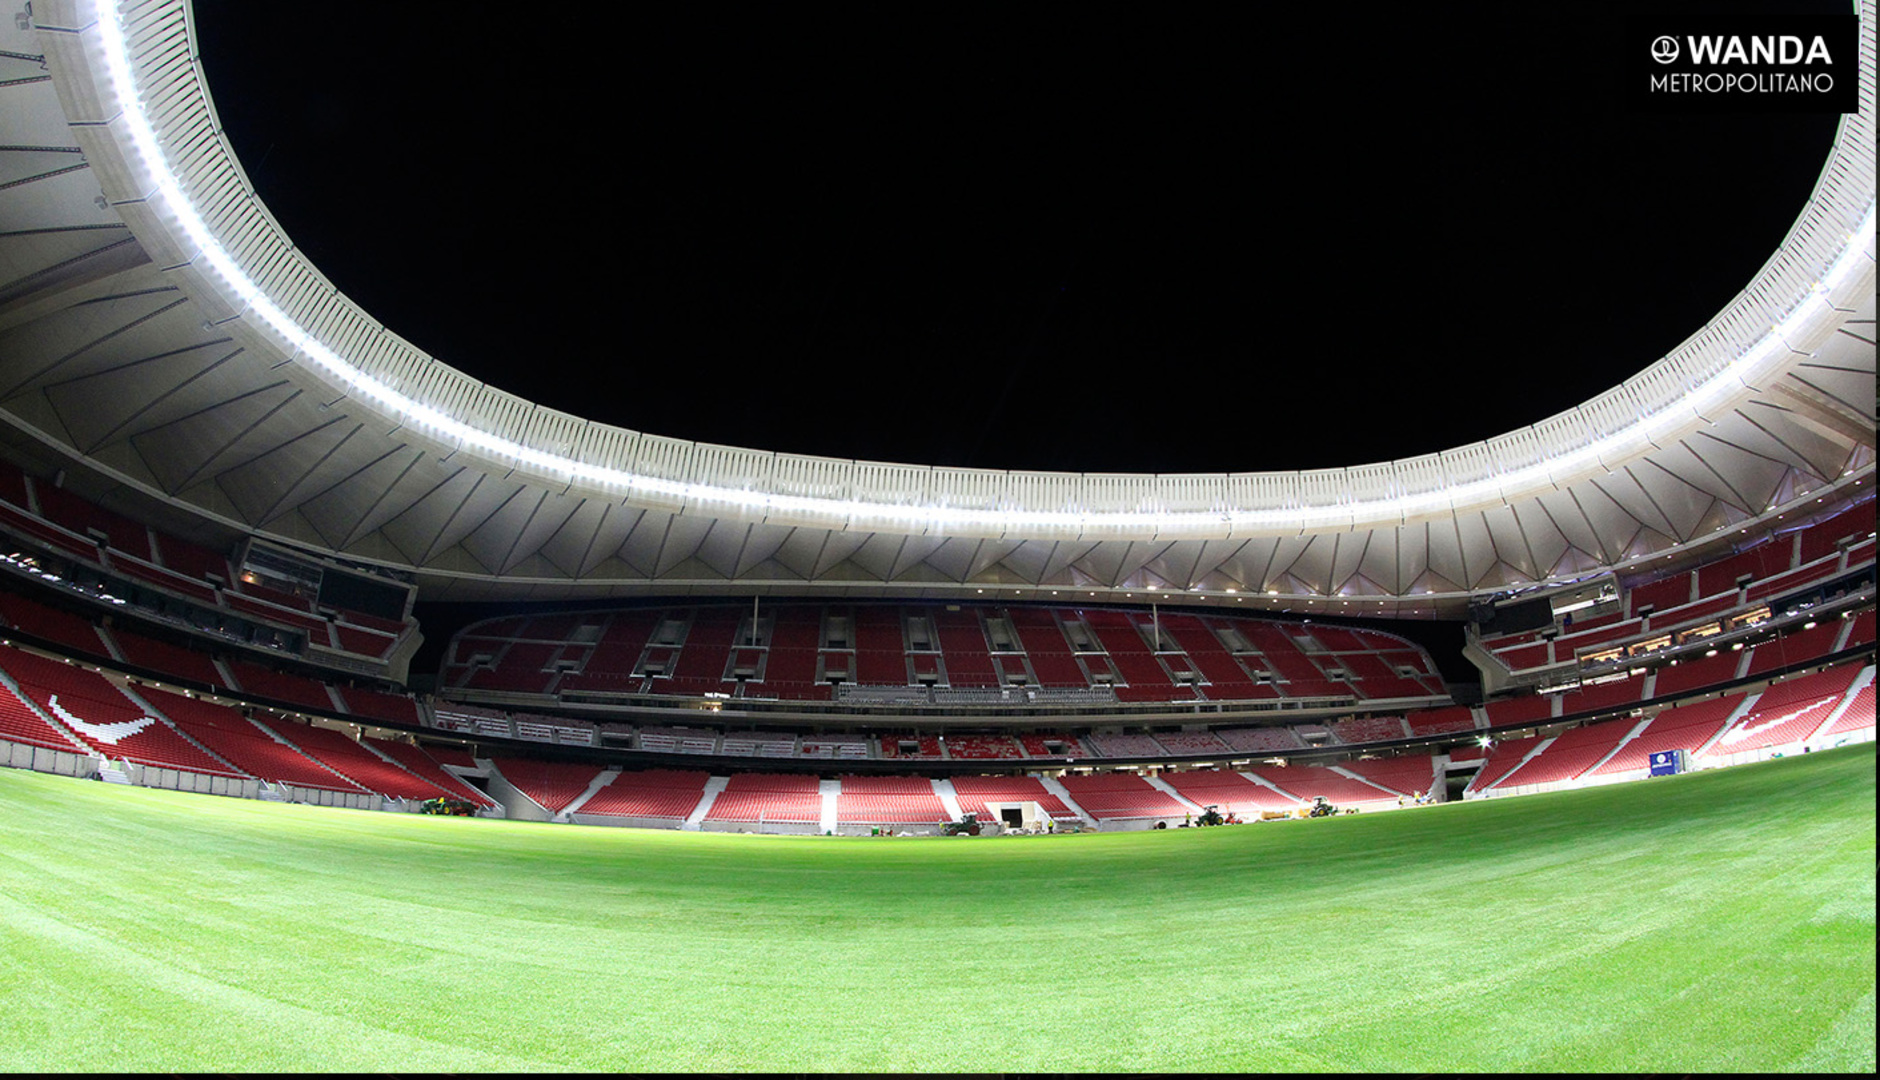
[0,638,484,802]
[0,586,420,724]
[1480,503,1873,673]
[439,602,1449,704]
[0,459,414,665]
[1468,660,1875,795]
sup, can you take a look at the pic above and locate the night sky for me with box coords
[191,3,1847,476]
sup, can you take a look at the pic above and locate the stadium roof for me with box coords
[0,0,1873,614]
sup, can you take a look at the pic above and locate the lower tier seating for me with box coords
[1591,694,1746,777]
[704,773,823,823]
[835,775,949,822]
[1244,765,1399,805]
[363,737,499,808]
[948,775,1081,821]
[487,756,603,814]
[256,716,444,800]
[1055,772,1190,819]
[1158,769,1302,814]
[146,687,365,792]
[1334,755,1440,798]
[577,769,711,819]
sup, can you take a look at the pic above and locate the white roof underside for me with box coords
[0,0,1872,615]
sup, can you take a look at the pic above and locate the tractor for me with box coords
[943,813,982,836]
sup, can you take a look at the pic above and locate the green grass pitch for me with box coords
[0,743,1872,1072]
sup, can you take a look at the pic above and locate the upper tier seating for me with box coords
[338,685,423,727]
[0,589,112,661]
[942,734,1024,759]
[1329,715,1408,744]
[879,734,943,759]
[576,769,711,819]
[1558,672,1647,716]
[1017,732,1085,757]
[1215,726,1306,753]
[225,659,339,713]
[1649,650,1744,698]
[107,627,227,688]
[1405,706,1477,736]
[1483,504,1875,676]
[1054,772,1190,820]
[1151,730,1230,755]
[1481,695,1553,730]
[438,602,1449,707]
[948,774,1081,821]
[1088,733,1165,758]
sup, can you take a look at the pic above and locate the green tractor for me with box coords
[1194,804,1226,827]
[1308,796,1337,818]
[943,813,982,836]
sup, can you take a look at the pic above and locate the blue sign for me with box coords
[1649,749,1685,777]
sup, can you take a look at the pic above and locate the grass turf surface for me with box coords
[0,743,1872,1072]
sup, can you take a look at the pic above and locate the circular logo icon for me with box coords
[1651,36,1679,64]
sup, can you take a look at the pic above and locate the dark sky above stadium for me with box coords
[193,3,1846,476]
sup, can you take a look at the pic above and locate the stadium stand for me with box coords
[222,659,341,714]
[1088,733,1165,757]
[1150,730,1231,755]
[0,589,113,661]
[704,772,823,823]
[948,774,1082,822]
[0,645,236,775]
[1159,769,1301,814]
[1706,663,1865,761]
[1485,718,1636,792]
[488,757,603,814]
[1334,755,1441,798]
[1215,726,1306,753]
[1054,772,1191,820]
[575,769,711,820]
[1821,682,1875,738]
[1590,694,1747,779]
[145,688,366,793]
[836,775,949,823]
[1405,705,1477,736]
[255,716,445,801]
[942,733,1024,759]
[1464,734,1547,795]
[363,737,499,807]
[1329,715,1408,744]
[1243,764,1399,806]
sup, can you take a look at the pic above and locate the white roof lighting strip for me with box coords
[91,1,1876,538]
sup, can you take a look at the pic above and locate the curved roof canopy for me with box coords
[0,0,1873,612]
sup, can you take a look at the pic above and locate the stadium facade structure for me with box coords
[0,0,1867,616]
[0,1,1873,827]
